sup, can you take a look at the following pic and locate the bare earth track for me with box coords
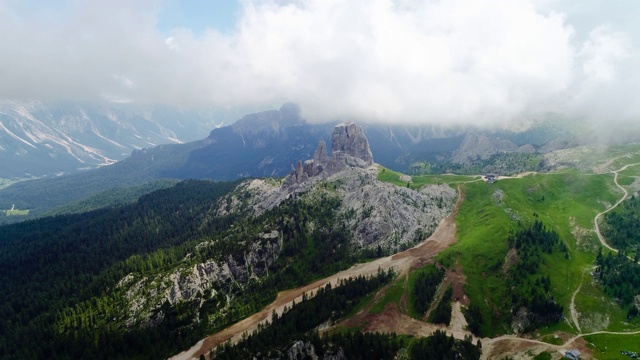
[594,163,640,253]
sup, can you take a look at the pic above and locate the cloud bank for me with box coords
[0,0,638,125]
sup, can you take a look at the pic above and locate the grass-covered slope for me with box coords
[439,171,621,336]
[378,153,640,339]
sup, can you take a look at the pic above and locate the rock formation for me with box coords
[451,132,519,165]
[284,122,374,187]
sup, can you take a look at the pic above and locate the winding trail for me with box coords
[559,162,640,349]
[593,163,640,253]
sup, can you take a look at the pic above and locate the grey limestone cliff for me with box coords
[284,122,374,187]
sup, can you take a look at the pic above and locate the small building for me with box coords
[565,349,581,360]
[485,174,497,182]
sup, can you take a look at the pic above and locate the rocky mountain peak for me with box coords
[284,122,374,187]
[331,122,374,166]
[229,103,304,140]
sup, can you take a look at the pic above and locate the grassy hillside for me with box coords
[378,150,640,340]
[439,171,624,336]
[377,167,476,188]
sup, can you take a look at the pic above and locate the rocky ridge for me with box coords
[120,231,282,328]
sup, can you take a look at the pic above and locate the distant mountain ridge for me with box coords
[0,104,585,219]
[170,103,334,180]
[0,101,219,178]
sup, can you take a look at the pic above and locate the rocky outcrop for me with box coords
[225,166,457,252]
[284,122,374,187]
[120,231,282,328]
[451,133,518,164]
[328,122,374,169]
[286,341,347,360]
[330,168,456,251]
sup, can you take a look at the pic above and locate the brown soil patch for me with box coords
[502,248,519,274]
[398,274,409,313]
[334,302,444,339]
[445,265,468,306]
[561,336,593,360]
[483,338,562,360]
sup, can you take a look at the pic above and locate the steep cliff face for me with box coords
[328,122,374,170]
[284,122,374,187]
[120,231,282,328]
[180,104,333,180]
[225,166,456,253]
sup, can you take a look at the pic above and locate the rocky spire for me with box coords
[313,140,329,165]
[331,122,374,165]
[326,122,374,173]
[283,122,374,187]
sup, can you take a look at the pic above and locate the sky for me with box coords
[0,0,638,125]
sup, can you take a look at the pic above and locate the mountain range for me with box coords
[0,103,591,220]
[0,100,239,178]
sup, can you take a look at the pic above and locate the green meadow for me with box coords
[378,151,640,339]
[377,167,479,189]
[2,208,30,216]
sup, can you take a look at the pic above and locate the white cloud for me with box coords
[0,0,638,125]
[580,26,632,82]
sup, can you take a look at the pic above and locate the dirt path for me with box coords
[449,302,468,335]
[569,269,585,333]
[563,329,640,348]
[496,171,538,180]
[173,186,465,359]
[480,335,564,360]
[187,255,412,359]
[593,163,640,253]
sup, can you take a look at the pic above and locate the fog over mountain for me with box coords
[0,0,638,127]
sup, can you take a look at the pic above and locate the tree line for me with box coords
[212,268,481,360]
[596,249,640,319]
[603,195,640,253]
[211,269,396,359]
[411,264,445,316]
[506,221,565,330]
